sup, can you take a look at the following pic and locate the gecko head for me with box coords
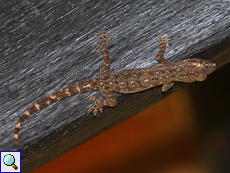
[187,59,217,81]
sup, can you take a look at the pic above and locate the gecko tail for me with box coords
[14,82,83,146]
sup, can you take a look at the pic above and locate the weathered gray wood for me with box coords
[0,0,230,172]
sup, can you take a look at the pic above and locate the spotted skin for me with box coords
[14,31,217,146]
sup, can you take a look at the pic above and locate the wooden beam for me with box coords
[0,1,230,172]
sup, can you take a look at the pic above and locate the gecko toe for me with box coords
[93,109,98,115]
[95,33,102,39]
[99,107,103,113]
[88,96,96,101]
[95,30,110,51]
[157,38,168,48]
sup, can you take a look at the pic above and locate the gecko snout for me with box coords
[203,60,217,75]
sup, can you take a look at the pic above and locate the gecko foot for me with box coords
[88,96,104,115]
[94,30,110,51]
[157,38,168,48]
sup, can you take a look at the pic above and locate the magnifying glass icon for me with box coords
[3,154,18,170]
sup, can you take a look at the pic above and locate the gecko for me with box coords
[14,30,217,146]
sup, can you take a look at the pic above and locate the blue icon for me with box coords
[3,154,18,170]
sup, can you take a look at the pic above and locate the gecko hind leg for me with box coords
[88,91,116,115]
[95,30,111,76]
[88,31,115,115]
[95,30,110,51]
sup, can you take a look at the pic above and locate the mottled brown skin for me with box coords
[14,31,217,146]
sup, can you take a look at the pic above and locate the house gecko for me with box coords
[14,31,217,146]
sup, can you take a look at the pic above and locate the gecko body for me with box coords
[14,31,217,146]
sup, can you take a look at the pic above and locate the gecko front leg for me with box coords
[156,38,171,64]
[156,38,174,91]
[88,31,117,115]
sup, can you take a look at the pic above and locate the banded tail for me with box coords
[14,80,94,146]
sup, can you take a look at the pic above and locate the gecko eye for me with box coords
[194,61,204,72]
